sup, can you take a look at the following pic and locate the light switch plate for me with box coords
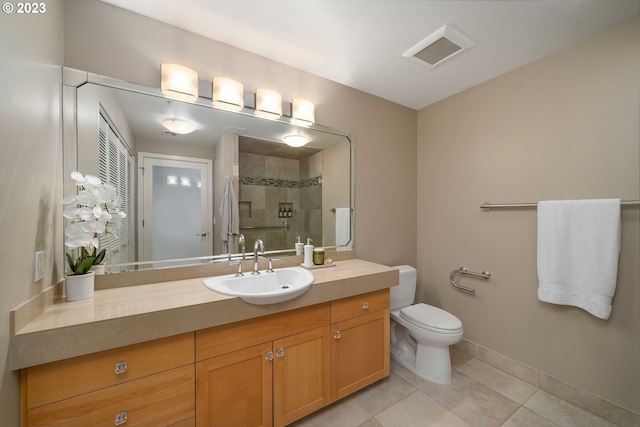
[34,251,44,282]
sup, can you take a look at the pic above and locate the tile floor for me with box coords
[291,349,624,427]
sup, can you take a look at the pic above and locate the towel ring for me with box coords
[450,267,491,293]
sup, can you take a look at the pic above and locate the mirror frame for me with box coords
[62,67,356,273]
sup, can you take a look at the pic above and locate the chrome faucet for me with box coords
[238,234,245,260]
[252,239,264,275]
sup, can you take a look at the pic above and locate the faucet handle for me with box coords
[267,258,279,273]
[234,261,244,277]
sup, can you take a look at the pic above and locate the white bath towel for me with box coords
[537,199,621,320]
[219,176,239,253]
[335,208,351,250]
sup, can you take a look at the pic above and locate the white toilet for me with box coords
[390,265,463,384]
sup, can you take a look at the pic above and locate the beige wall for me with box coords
[63,0,418,268]
[0,1,64,424]
[417,17,639,412]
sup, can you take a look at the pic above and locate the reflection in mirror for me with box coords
[66,70,354,273]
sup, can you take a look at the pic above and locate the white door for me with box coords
[138,153,212,267]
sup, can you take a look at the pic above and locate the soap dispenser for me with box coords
[295,236,304,256]
[303,238,314,267]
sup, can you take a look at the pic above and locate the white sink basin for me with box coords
[203,267,314,305]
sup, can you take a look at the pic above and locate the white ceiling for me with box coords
[99,0,638,110]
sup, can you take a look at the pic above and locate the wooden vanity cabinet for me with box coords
[330,289,390,402]
[21,333,195,427]
[195,304,331,427]
[20,286,391,427]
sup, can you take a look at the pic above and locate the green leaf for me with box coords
[65,253,77,272]
[75,257,95,275]
[94,249,106,265]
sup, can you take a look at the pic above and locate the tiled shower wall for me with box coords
[239,152,322,252]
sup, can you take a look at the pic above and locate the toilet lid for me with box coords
[400,303,462,331]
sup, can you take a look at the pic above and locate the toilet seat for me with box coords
[400,303,463,334]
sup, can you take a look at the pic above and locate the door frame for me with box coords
[137,152,213,265]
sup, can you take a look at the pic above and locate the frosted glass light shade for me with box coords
[256,88,282,118]
[292,98,315,125]
[283,134,310,147]
[161,63,199,101]
[212,77,244,110]
[162,118,197,135]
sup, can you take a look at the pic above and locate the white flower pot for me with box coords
[90,264,106,275]
[65,271,95,302]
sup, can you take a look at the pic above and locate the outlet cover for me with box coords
[34,251,44,282]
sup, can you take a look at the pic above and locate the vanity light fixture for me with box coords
[283,134,310,147]
[167,175,178,185]
[291,98,315,125]
[162,118,197,135]
[212,77,244,110]
[180,177,192,187]
[160,63,199,102]
[255,88,282,118]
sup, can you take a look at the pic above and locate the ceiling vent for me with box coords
[403,25,474,67]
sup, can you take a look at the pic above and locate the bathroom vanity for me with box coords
[13,258,398,427]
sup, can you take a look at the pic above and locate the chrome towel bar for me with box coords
[481,200,639,210]
[450,267,491,293]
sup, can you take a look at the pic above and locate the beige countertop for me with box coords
[11,259,398,370]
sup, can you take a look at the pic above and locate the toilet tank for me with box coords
[390,265,417,310]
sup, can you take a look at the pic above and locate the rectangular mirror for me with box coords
[63,68,354,273]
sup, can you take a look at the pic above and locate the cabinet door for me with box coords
[196,342,273,427]
[331,309,390,402]
[273,326,330,427]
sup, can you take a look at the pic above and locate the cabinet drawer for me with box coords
[25,333,194,408]
[27,364,195,427]
[196,303,330,361]
[331,289,389,323]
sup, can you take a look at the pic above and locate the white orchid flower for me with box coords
[77,190,96,206]
[61,195,78,205]
[70,171,85,183]
[63,205,79,220]
[64,171,127,273]
[78,207,94,220]
[85,174,102,186]
[93,188,111,203]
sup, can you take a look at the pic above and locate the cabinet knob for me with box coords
[362,302,369,309]
[114,361,127,375]
[276,348,285,358]
[115,410,128,425]
[265,351,274,361]
[333,331,341,339]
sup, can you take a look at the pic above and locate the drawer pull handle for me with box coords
[333,331,341,339]
[276,348,285,358]
[362,302,369,309]
[114,361,127,375]
[115,410,128,425]
[265,351,274,361]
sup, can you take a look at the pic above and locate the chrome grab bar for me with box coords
[450,267,491,293]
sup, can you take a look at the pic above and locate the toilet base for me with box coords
[390,319,456,385]
[390,342,453,385]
